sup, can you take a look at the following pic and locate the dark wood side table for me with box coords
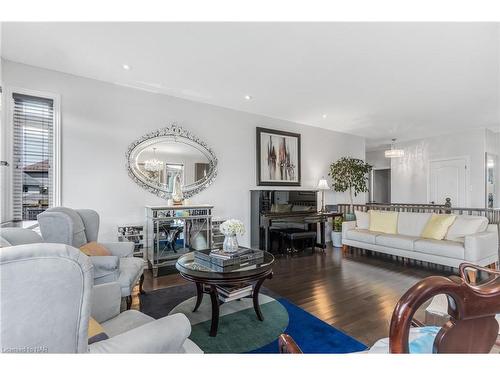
[176,249,275,337]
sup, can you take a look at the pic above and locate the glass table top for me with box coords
[176,248,274,279]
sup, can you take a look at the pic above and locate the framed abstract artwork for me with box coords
[256,127,301,186]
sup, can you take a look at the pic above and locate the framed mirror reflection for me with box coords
[126,124,217,199]
[486,152,498,208]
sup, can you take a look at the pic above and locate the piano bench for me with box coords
[281,230,317,254]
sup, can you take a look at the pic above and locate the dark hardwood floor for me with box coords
[135,246,451,346]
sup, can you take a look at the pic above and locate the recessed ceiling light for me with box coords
[122,64,131,70]
[244,95,252,100]
[322,114,327,119]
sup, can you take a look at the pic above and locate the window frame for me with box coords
[2,87,61,223]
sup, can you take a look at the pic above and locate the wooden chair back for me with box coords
[389,263,500,353]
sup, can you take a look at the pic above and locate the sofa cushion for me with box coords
[397,212,432,237]
[375,234,419,251]
[445,215,489,242]
[355,210,369,230]
[369,210,398,234]
[421,214,456,240]
[346,229,380,244]
[414,238,465,259]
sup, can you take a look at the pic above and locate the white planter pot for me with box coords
[331,231,342,248]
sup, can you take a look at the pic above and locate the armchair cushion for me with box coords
[75,209,100,242]
[100,241,134,258]
[0,228,43,246]
[89,256,120,284]
[0,237,11,247]
[89,313,195,353]
[101,310,155,337]
[91,283,121,323]
[118,257,145,296]
[38,207,88,247]
[369,326,441,354]
[80,241,111,256]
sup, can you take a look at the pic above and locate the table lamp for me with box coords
[317,177,330,212]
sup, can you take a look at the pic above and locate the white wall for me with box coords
[366,150,390,169]
[3,60,365,244]
[367,129,487,207]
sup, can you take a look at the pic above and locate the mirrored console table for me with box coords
[146,204,213,277]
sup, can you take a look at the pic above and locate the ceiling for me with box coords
[2,22,499,149]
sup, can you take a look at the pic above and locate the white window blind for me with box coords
[12,93,55,221]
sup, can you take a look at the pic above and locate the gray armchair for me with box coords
[37,207,144,309]
[0,227,44,246]
[0,243,202,353]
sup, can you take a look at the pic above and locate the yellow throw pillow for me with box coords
[369,210,398,234]
[88,317,109,344]
[421,214,457,240]
[80,241,111,256]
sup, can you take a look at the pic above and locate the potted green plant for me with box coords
[331,216,343,247]
[329,157,372,221]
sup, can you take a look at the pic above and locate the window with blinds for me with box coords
[12,93,55,221]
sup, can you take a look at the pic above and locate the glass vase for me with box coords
[223,234,239,253]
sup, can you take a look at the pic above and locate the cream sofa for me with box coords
[342,211,499,268]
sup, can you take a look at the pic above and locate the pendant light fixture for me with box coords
[384,138,405,158]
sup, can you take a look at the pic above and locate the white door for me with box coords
[429,158,468,206]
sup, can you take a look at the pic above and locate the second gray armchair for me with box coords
[38,207,144,309]
[0,242,202,353]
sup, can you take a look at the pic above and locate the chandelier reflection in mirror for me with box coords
[144,147,164,172]
[126,124,218,199]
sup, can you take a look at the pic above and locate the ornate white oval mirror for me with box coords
[126,124,217,199]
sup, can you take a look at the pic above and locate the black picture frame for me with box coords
[256,127,301,186]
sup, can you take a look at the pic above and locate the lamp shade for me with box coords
[317,178,330,190]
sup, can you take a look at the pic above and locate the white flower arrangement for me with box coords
[219,219,245,236]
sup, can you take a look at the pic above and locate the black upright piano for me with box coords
[251,190,341,253]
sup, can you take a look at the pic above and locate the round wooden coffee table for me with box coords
[176,249,274,337]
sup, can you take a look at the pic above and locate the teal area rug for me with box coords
[140,284,367,353]
[169,296,288,353]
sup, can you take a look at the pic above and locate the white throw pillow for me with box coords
[397,212,433,237]
[355,210,370,229]
[445,215,489,242]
